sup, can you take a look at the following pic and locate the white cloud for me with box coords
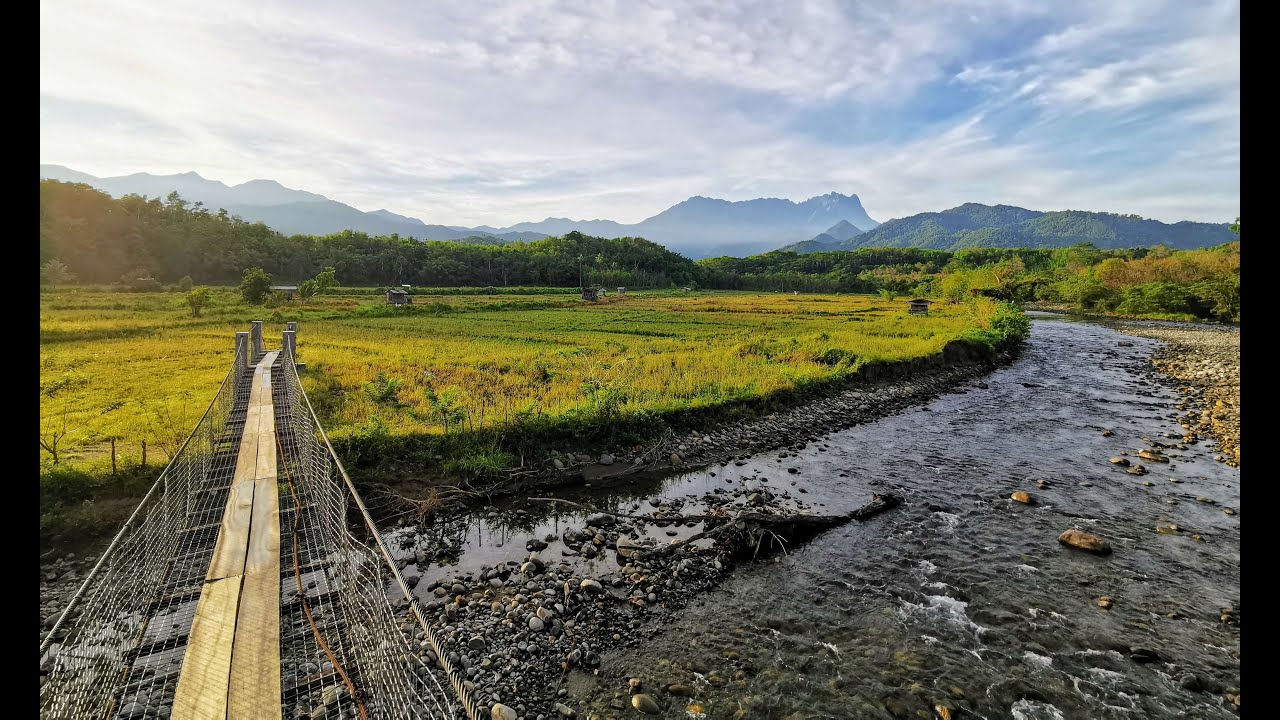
[40,0,1239,230]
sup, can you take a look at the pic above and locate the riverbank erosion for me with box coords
[1119,323,1239,466]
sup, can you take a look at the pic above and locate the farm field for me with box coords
[40,287,1011,539]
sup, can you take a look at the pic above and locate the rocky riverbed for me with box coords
[1118,323,1239,466]
[398,314,1239,719]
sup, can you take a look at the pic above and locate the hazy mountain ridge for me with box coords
[39,165,879,258]
[784,202,1235,253]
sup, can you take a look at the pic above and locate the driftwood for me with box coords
[636,492,905,561]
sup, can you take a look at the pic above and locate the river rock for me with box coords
[666,683,694,696]
[631,694,661,714]
[555,702,576,717]
[1011,491,1033,504]
[468,635,486,651]
[1109,457,1130,466]
[585,512,616,526]
[580,578,604,594]
[615,537,643,559]
[599,453,615,466]
[528,616,545,631]
[1137,449,1168,462]
[1058,529,1112,555]
[1097,596,1113,609]
[491,704,518,720]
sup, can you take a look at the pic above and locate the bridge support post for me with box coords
[286,322,298,360]
[234,332,250,385]
[282,330,296,364]
[250,321,264,358]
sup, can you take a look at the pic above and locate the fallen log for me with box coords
[637,493,904,560]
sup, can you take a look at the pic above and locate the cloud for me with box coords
[40,0,1239,231]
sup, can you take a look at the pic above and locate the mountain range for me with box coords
[39,165,879,258]
[782,202,1236,253]
[40,164,1234,257]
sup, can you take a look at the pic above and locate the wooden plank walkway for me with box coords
[174,352,281,719]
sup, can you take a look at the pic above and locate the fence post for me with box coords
[286,321,298,360]
[250,320,264,358]
[234,331,250,384]
[282,330,296,363]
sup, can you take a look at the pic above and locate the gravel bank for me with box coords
[1120,324,1240,466]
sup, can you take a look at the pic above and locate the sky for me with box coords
[40,0,1239,227]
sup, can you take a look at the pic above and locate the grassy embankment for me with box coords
[40,287,1027,548]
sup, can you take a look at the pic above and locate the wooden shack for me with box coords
[270,285,298,300]
[386,289,411,306]
[616,287,626,295]
[907,298,933,315]
[581,287,599,301]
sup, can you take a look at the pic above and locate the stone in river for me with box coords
[491,704,518,720]
[666,683,694,696]
[1137,449,1168,462]
[599,453,615,466]
[1097,596,1113,609]
[580,578,604,594]
[1109,457,1130,466]
[1057,529,1112,555]
[585,512,616,526]
[1011,491,1033,504]
[631,694,661,714]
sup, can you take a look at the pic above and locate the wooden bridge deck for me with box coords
[174,351,282,720]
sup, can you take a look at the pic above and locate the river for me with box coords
[396,314,1240,718]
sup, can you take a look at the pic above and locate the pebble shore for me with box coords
[1121,324,1240,466]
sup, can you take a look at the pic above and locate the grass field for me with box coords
[40,287,1018,544]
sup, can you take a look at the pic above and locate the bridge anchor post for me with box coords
[250,321,264,358]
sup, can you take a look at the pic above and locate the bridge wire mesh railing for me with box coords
[274,343,478,720]
[40,333,479,720]
[39,339,251,719]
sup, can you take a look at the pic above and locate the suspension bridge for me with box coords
[40,323,483,720]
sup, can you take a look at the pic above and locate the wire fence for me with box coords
[40,342,250,719]
[40,326,474,720]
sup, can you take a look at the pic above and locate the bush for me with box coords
[239,267,272,304]
[185,286,211,317]
[177,275,193,292]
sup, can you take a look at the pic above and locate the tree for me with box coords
[39,402,82,464]
[939,271,971,304]
[1230,217,1240,235]
[239,267,272,304]
[177,275,194,292]
[313,266,339,293]
[185,286,212,317]
[40,259,75,286]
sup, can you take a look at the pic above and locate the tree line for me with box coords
[40,179,1238,320]
[39,180,700,288]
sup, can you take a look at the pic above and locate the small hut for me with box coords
[616,287,626,295]
[681,287,691,294]
[907,298,933,315]
[386,289,411,306]
[581,287,599,301]
[598,286,608,298]
[271,285,298,300]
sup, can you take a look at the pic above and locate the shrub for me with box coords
[185,286,211,317]
[239,267,272,304]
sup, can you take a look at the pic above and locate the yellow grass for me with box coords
[40,288,995,477]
